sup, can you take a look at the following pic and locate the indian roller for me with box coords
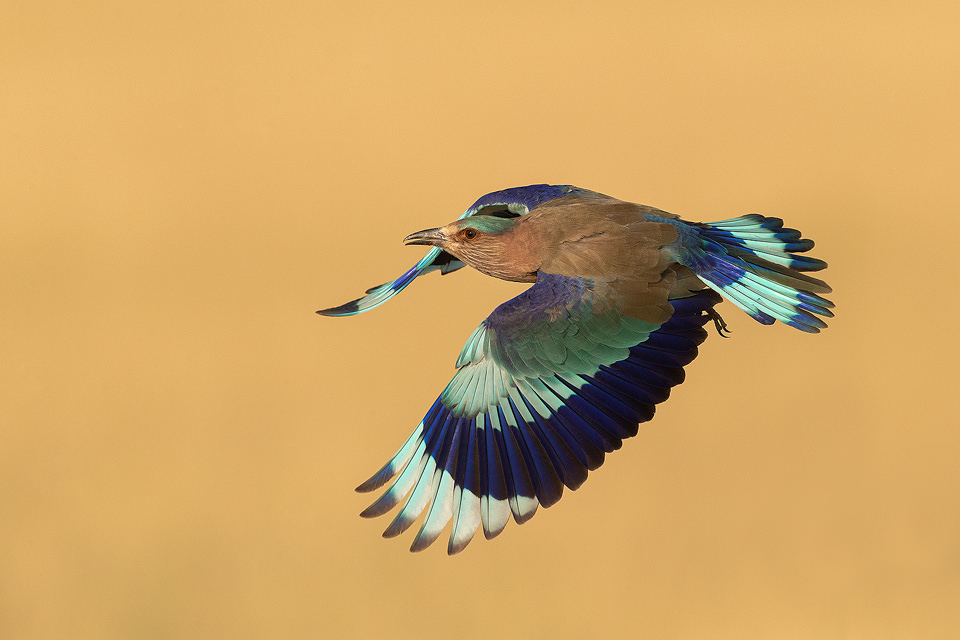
[318,184,833,554]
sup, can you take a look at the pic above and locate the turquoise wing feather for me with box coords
[356,272,721,554]
[316,246,466,316]
[316,188,574,317]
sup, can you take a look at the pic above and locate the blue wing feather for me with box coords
[357,287,721,553]
[317,248,461,317]
[318,187,580,317]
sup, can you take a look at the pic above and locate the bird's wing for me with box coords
[316,200,535,317]
[316,247,467,316]
[356,272,721,554]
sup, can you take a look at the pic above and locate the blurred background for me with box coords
[2,1,958,638]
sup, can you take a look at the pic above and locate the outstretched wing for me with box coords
[356,272,721,554]
[316,197,542,317]
[316,247,466,316]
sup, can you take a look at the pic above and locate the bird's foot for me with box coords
[706,308,732,337]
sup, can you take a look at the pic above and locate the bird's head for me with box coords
[400,185,584,282]
[403,214,517,255]
[403,214,536,282]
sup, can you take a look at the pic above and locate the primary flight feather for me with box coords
[318,184,833,554]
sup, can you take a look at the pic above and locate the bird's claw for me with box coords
[706,308,732,337]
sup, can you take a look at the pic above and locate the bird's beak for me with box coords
[403,227,445,247]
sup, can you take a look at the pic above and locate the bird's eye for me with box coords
[462,228,478,240]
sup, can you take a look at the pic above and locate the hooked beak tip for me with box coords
[403,228,444,247]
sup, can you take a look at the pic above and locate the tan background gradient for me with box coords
[2,2,959,638]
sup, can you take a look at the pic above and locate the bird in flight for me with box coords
[317,184,833,554]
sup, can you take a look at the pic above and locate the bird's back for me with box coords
[509,192,674,267]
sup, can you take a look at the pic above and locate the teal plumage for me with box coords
[318,184,833,554]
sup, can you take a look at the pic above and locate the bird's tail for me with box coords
[682,214,834,332]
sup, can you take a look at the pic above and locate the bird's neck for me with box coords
[466,222,541,283]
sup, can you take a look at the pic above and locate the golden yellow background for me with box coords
[2,2,958,638]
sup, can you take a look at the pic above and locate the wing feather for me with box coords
[357,272,722,553]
